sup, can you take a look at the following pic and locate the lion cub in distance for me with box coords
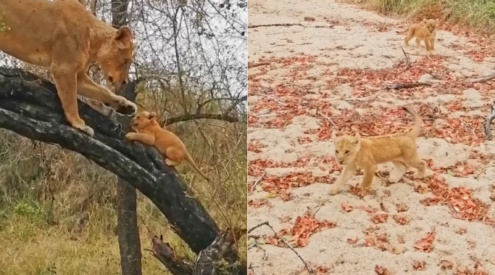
[125,111,211,182]
[397,18,438,52]
[329,107,426,196]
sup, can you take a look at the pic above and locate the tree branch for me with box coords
[0,67,227,262]
[161,95,247,126]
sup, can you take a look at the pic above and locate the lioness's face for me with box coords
[98,26,134,91]
[422,18,438,33]
[334,134,360,165]
[131,111,156,130]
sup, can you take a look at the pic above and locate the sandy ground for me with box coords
[247,0,495,274]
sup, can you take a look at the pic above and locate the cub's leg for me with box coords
[125,132,156,145]
[415,38,422,47]
[360,165,377,194]
[404,157,426,178]
[404,30,414,47]
[424,39,432,51]
[329,164,357,195]
[164,147,185,167]
[389,161,407,183]
[51,67,94,137]
[429,36,436,50]
[76,73,137,115]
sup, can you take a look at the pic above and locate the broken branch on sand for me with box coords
[466,72,495,85]
[248,221,313,274]
[399,46,411,72]
[248,23,334,29]
[383,82,432,90]
[484,101,495,140]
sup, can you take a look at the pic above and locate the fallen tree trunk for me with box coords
[0,67,245,274]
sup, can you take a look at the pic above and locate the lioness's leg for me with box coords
[389,161,407,183]
[360,165,376,193]
[77,73,137,115]
[329,164,357,195]
[51,69,94,136]
[125,132,155,145]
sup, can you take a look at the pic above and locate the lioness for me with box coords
[0,0,138,136]
[329,107,426,196]
[126,111,211,182]
[397,18,438,52]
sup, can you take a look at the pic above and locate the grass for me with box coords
[347,0,495,34]
[0,71,247,274]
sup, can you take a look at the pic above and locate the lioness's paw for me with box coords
[114,97,138,115]
[73,124,94,137]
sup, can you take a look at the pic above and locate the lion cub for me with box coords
[397,18,438,51]
[329,107,426,196]
[125,111,211,182]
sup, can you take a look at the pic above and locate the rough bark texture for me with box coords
[115,79,142,275]
[0,67,219,253]
[110,0,143,274]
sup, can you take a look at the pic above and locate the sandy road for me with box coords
[247,0,495,274]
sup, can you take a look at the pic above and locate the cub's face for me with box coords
[131,111,156,130]
[422,18,438,33]
[334,134,360,165]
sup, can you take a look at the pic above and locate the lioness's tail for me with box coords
[184,152,211,182]
[402,106,423,138]
[396,29,408,34]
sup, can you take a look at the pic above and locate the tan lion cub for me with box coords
[125,111,211,182]
[397,18,438,52]
[329,107,426,196]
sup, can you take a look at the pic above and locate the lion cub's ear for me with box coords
[115,26,133,49]
[148,111,157,120]
[353,132,361,144]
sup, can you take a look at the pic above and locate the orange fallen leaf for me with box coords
[392,215,409,225]
[375,265,392,275]
[414,230,435,252]
[370,214,388,224]
[412,260,426,270]
[341,203,353,212]
[364,236,375,246]
[347,236,358,244]
[438,260,453,270]
[355,205,378,213]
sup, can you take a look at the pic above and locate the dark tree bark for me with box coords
[0,68,246,275]
[110,0,143,274]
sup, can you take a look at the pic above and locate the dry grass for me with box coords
[345,0,495,35]
[0,74,247,274]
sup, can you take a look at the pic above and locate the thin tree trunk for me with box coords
[111,0,143,274]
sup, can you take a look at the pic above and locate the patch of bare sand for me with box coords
[248,0,495,274]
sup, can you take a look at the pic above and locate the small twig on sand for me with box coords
[249,62,270,69]
[248,23,333,29]
[249,172,266,195]
[400,46,411,72]
[316,108,336,127]
[383,82,432,90]
[248,221,314,274]
[466,72,495,85]
[484,101,495,140]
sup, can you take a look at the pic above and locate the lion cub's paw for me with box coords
[125,132,134,140]
[115,97,138,115]
[329,186,343,196]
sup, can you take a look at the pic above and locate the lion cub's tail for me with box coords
[402,106,423,138]
[396,29,408,35]
[184,152,211,182]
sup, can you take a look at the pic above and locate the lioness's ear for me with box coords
[148,111,157,120]
[115,26,133,49]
